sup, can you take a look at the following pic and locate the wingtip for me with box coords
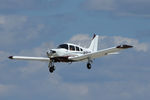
[8,56,13,59]
[116,45,133,49]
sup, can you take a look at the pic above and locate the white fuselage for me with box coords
[47,43,92,58]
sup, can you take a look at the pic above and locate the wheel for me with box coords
[87,63,91,69]
[49,67,53,73]
[49,66,55,73]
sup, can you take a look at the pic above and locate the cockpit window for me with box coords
[70,45,75,51]
[57,44,68,50]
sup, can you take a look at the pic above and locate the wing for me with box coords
[8,56,50,61]
[69,45,133,61]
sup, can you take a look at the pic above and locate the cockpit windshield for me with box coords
[57,44,68,50]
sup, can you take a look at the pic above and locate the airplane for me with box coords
[8,34,133,73]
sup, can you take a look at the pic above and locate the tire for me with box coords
[49,67,53,73]
[87,63,91,69]
[49,66,55,73]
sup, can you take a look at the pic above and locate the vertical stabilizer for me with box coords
[88,34,99,52]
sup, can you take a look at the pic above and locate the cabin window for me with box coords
[57,44,68,50]
[80,48,83,51]
[70,45,75,51]
[76,46,79,51]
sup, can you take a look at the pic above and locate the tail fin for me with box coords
[88,34,99,52]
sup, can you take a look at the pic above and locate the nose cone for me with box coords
[47,49,56,56]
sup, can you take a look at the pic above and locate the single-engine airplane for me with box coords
[9,34,133,73]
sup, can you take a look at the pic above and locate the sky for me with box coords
[0,0,150,100]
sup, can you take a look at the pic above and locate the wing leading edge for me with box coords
[69,45,133,61]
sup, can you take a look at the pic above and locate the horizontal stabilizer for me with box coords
[116,45,133,49]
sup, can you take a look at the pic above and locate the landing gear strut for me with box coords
[48,60,55,73]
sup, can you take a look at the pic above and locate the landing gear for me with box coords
[87,63,91,69]
[48,60,55,73]
[87,58,92,69]
[49,66,55,73]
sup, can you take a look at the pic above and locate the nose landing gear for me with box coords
[49,66,55,73]
[48,60,55,73]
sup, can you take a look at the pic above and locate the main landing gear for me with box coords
[87,59,92,69]
[48,61,55,73]
[87,63,91,69]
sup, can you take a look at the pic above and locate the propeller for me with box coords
[46,49,56,57]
